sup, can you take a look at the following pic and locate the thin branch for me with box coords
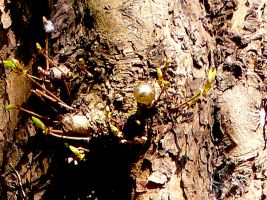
[19,107,51,121]
[63,80,72,100]
[26,74,50,82]
[26,74,73,110]
[45,34,49,70]
[33,89,73,110]
[37,50,72,100]
[39,48,58,69]
[49,129,91,141]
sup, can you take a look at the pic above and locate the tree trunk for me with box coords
[0,0,266,199]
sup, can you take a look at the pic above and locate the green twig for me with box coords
[175,92,201,110]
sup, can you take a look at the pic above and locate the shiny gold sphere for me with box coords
[134,83,155,106]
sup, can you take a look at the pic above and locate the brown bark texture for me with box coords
[0,0,266,200]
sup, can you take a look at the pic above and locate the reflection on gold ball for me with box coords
[134,83,155,106]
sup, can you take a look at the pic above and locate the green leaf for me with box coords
[164,58,171,69]
[5,104,16,110]
[157,67,163,84]
[3,58,24,73]
[32,116,48,133]
[3,59,17,70]
[208,69,216,84]
[68,145,85,161]
[202,69,216,97]
[105,106,111,119]
[110,124,123,138]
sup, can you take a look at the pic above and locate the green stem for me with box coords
[176,92,201,110]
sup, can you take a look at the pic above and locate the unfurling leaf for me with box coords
[177,69,216,110]
[5,104,16,110]
[157,67,163,84]
[105,105,111,119]
[3,60,16,69]
[32,116,48,133]
[110,124,123,138]
[157,67,171,90]
[164,58,171,69]
[36,43,43,53]
[208,69,216,84]
[67,144,85,161]
[3,59,24,73]
[202,69,216,97]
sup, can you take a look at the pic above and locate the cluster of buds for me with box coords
[38,64,71,80]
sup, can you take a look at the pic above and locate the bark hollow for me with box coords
[0,0,266,200]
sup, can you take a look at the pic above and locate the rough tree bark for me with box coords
[0,0,266,199]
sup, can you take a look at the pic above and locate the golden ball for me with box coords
[134,83,155,106]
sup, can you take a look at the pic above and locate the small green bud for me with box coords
[5,104,16,110]
[32,116,48,133]
[157,68,163,83]
[208,69,216,84]
[110,124,123,138]
[135,120,141,125]
[164,58,171,69]
[36,43,43,53]
[68,144,85,161]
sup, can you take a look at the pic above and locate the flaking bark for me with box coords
[0,0,266,199]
